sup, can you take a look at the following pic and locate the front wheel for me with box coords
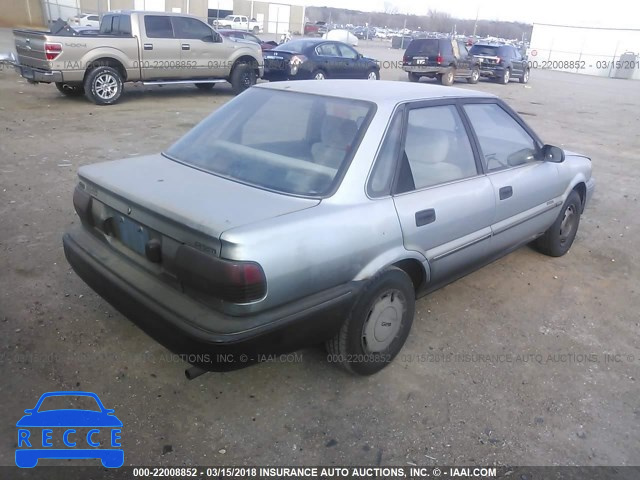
[367,69,380,80]
[326,267,415,375]
[55,82,85,96]
[500,68,511,84]
[536,190,582,257]
[467,67,480,84]
[230,63,256,95]
[84,66,123,105]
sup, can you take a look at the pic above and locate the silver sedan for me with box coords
[63,80,595,376]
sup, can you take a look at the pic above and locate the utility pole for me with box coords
[472,7,479,37]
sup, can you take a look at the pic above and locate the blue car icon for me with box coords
[16,391,123,468]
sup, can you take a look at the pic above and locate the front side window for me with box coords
[172,17,212,39]
[398,105,477,192]
[338,44,358,59]
[464,103,539,171]
[144,15,174,38]
[166,89,374,197]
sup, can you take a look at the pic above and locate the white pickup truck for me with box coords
[214,15,262,34]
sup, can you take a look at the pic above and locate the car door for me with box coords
[140,15,183,80]
[462,101,565,253]
[171,16,234,78]
[456,40,472,74]
[336,43,366,78]
[511,47,525,77]
[314,42,347,78]
[390,102,495,288]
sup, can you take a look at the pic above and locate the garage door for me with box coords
[267,4,290,35]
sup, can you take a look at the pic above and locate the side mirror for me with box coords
[542,144,565,163]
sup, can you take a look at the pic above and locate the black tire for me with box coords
[536,190,582,257]
[441,67,455,86]
[326,267,416,375]
[230,62,256,95]
[408,72,420,82]
[252,26,259,34]
[367,68,380,80]
[55,82,85,96]
[520,68,530,84]
[311,69,327,80]
[195,83,216,91]
[500,68,511,85]
[467,67,480,84]
[83,66,123,105]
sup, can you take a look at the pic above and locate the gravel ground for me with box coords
[1,30,639,468]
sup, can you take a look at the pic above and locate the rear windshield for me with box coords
[274,39,317,52]
[166,88,374,197]
[469,45,501,56]
[405,39,441,56]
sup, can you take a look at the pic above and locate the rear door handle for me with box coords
[182,43,190,50]
[143,43,153,50]
[415,208,436,227]
[499,186,513,200]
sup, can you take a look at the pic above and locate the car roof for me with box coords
[255,80,494,106]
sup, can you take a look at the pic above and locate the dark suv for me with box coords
[402,37,480,85]
[468,43,529,84]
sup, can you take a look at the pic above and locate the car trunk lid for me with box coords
[263,49,296,73]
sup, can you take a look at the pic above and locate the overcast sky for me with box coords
[302,0,640,29]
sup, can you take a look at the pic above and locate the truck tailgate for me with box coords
[13,29,50,70]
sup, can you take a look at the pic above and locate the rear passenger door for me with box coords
[390,102,495,287]
[171,16,234,78]
[462,101,564,253]
[140,15,183,80]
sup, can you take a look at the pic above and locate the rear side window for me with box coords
[469,45,500,56]
[405,39,440,56]
[144,15,174,38]
[99,15,131,35]
[172,16,212,40]
[368,109,403,197]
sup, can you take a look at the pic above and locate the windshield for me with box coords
[38,395,101,412]
[166,88,374,197]
[224,15,234,19]
[470,45,500,56]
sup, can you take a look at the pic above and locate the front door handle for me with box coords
[415,208,436,227]
[182,43,191,50]
[143,43,153,50]
[499,186,513,200]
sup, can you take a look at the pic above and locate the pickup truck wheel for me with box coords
[408,72,420,82]
[441,67,455,86]
[55,82,85,96]
[230,63,256,95]
[252,26,260,34]
[195,83,216,91]
[467,67,480,84]
[84,66,123,105]
[536,190,582,257]
[326,267,415,375]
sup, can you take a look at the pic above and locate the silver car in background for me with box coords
[63,81,595,376]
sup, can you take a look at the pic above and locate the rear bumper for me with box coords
[63,226,356,370]
[478,65,506,77]
[403,65,443,75]
[14,64,63,83]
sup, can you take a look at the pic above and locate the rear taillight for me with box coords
[496,57,502,64]
[175,245,266,304]
[436,54,443,64]
[73,185,93,227]
[402,55,409,64]
[45,42,62,61]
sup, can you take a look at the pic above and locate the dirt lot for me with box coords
[1,31,639,469]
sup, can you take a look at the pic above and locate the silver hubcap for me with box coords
[472,70,479,81]
[524,70,529,82]
[94,74,118,99]
[559,205,577,244]
[361,289,405,353]
[504,70,510,83]
[447,72,453,83]
[314,72,325,80]
[368,71,377,80]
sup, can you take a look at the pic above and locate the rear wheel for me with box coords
[55,82,85,96]
[326,267,415,375]
[230,62,256,95]
[195,83,216,91]
[84,66,123,105]
[520,68,530,84]
[311,69,327,80]
[408,72,420,82]
[536,190,582,257]
[500,68,511,84]
[441,67,455,86]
